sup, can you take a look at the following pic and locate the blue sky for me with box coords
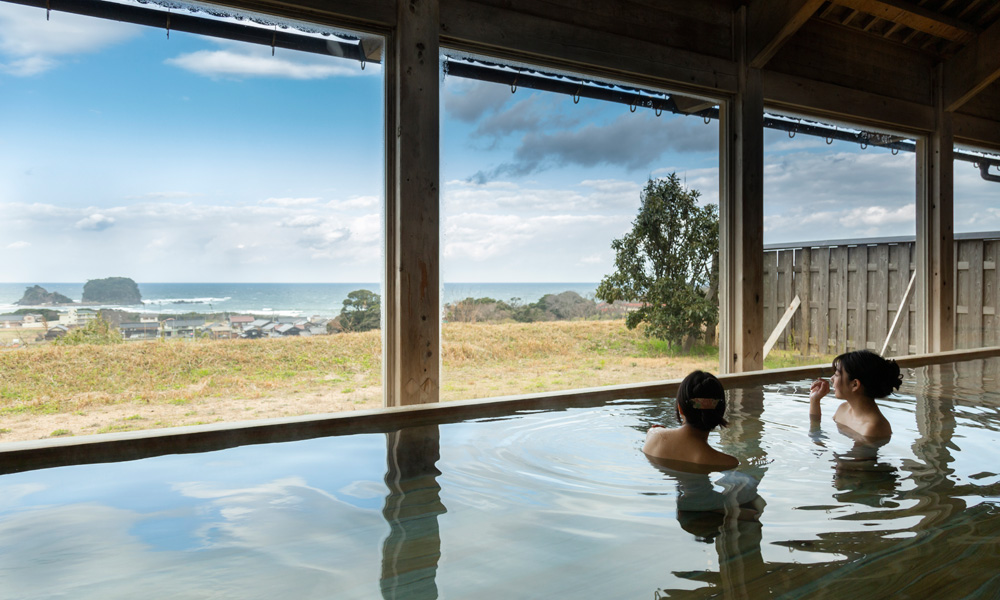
[1,0,997,283]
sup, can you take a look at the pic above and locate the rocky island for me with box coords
[15,285,75,306]
[82,277,142,305]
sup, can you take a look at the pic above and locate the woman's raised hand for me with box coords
[810,378,830,402]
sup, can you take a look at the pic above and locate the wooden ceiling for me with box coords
[10,0,997,150]
[816,0,1000,56]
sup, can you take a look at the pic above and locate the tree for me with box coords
[53,314,123,346]
[596,174,718,348]
[339,289,381,332]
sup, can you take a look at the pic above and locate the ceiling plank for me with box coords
[748,0,826,69]
[833,0,977,43]
[944,15,1000,111]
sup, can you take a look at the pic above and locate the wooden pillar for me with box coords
[386,0,440,406]
[719,6,765,374]
[915,64,955,354]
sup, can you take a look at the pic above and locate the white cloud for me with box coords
[445,178,640,215]
[6,240,31,249]
[165,46,368,80]
[0,55,56,76]
[282,215,323,228]
[0,195,390,281]
[0,3,141,75]
[328,195,379,210]
[262,197,321,207]
[840,204,914,227]
[75,213,115,231]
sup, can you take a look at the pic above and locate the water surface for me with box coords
[1,359,998,598]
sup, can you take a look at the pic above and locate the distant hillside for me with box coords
[15,285,75,306]
[82,277,142,305]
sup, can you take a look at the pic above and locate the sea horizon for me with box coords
[0,282,600,319]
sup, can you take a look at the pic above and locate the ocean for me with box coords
[0,282,599,319]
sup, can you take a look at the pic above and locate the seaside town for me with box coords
[0,308,337,346]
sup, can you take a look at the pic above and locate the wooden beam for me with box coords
[204,0,395,32]
[388,0,441,406]
[882,271,916,355]
[671,94,717,114]
[747,0,826,69]
[763,70,934,134]
[439,0,739,97]
[764,295,801,358]
[953,112,1000,150]
[943,15,1000,112]
[832,0,977,43]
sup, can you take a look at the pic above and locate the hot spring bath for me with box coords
[1,357,999,598]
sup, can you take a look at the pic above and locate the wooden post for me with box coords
[387,0,441,406]
[915,64,955,354]
[719,6,765,374]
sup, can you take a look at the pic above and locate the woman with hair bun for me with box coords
[810,349,903,438]
[643,370,738,469]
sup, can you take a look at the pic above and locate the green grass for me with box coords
[0,321,834,439]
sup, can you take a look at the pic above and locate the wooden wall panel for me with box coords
[868,244,889,351]
[762,236,996,360]
[985,240,998,347]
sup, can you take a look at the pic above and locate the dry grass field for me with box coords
[0,320,825,442]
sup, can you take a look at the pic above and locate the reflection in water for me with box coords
[380,426,446,600]
[652,387,771,598]
[809,423,901,508]
[830,438,900,508]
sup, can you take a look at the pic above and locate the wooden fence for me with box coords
[763,232,999,357]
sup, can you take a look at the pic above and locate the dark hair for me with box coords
[675,370,728,431]
[833,350,903,399]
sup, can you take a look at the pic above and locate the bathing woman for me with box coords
[643,370,738,470]
[810,349,903,439]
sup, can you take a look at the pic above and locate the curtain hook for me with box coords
[573,87,580,104]
[860,141,868,150]
[826,136,833,145]
[655,107,662,117]
[510,76,517,94]
[629,97,637,113]
[704,115,711,125]
[788,130,796,138]
[891,148,899,156]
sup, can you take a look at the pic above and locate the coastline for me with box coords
[1,282,601,320]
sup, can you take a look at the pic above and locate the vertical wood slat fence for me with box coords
[763,232,999,357]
